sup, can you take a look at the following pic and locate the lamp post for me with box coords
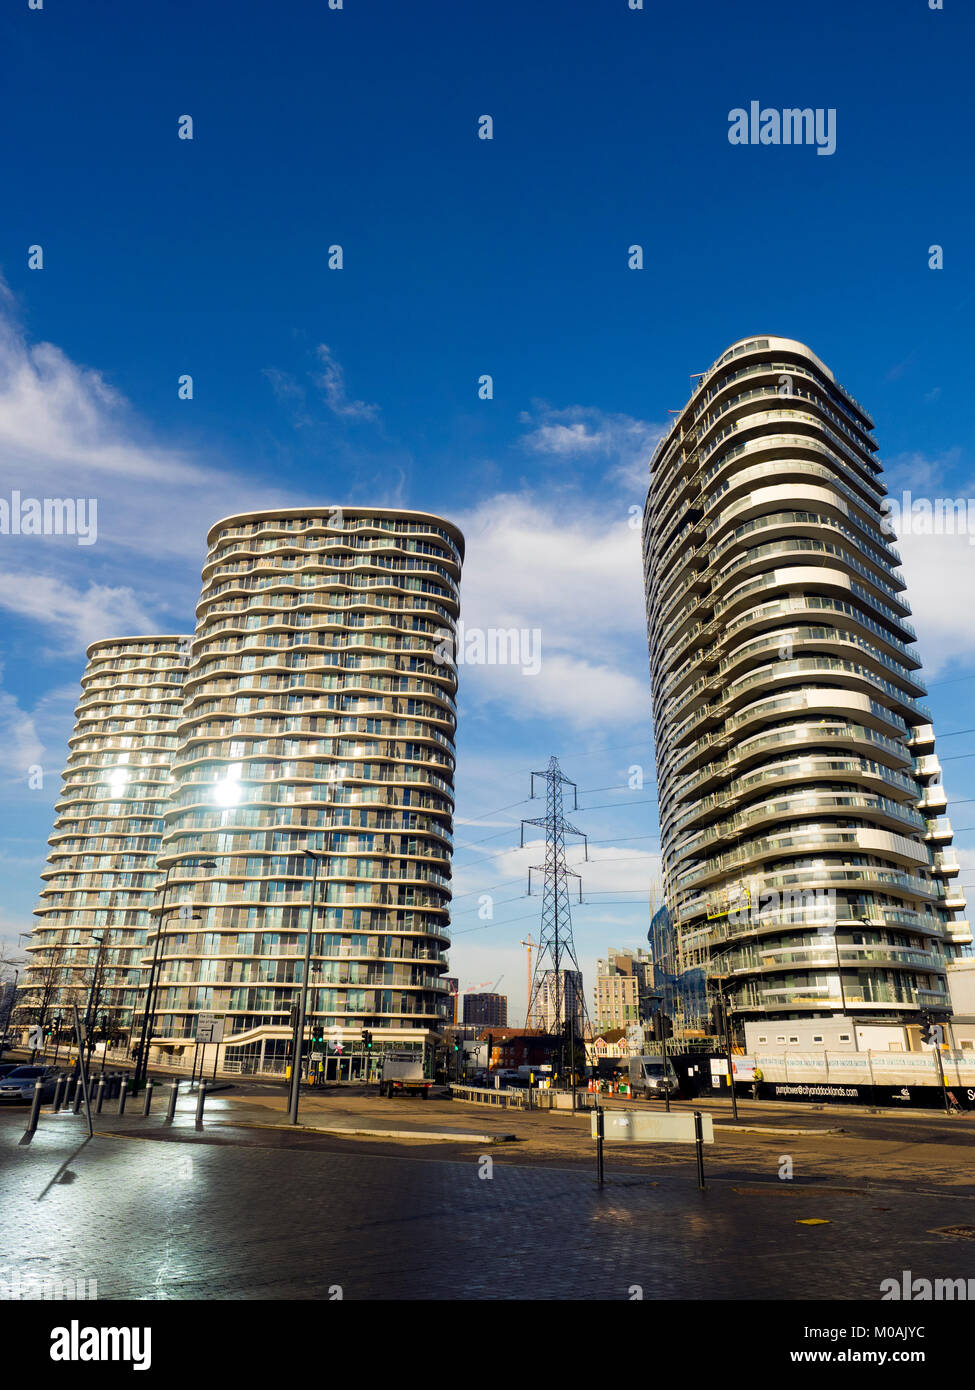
[133,857,215,1091]
[288,849,325,1126]
[82,931,109,1067]
[709,968,739,1120]
[0,968,18,1056]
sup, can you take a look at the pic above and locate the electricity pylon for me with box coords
[521,757,588,1080]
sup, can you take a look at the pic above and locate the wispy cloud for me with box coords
[520,404,666,492]
[314,344,380,421]
[0,572,157,655]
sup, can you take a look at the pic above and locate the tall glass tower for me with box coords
[23,636,191,1040]
[152,507,463,1073]
[643,336,970,1048]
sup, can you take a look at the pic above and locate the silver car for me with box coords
[0,1066,58,1102]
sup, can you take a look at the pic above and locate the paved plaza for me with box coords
[2,1089,974,1301]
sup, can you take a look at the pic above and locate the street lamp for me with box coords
[709,968,739,1120]
[645,992,672,1112]
[133,857,215,1090]
[82,932,109,1067]
[288,847,327,1126]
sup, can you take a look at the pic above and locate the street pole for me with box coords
[134,856,213,1091]
[71,1002,93,1139]
[82,933,107,1068]
[134,866,172,1091]
[723,986,738,1120]
[288,851,321,1126]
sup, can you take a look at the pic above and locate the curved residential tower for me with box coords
[643,336,969,1049]
[151,508,463,1075]
[24,636,191,1041]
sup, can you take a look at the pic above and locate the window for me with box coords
[812,1035,824,1043]
[757,1035,768,1044]
[788,1035,799,1044]
[839,1033,851,1042]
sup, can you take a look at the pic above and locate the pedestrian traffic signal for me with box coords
[920,1015,944,1047]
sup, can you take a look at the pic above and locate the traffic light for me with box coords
[288,1003,300,1031]
[311,1022,324,1045]
[920,1015,944,1047]
[361,1028,373,1050]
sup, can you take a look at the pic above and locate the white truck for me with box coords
[379,1054,433,1099]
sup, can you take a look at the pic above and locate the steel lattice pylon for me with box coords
[521,757,588,1074]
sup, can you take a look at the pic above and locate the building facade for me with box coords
[535,968,585,1036]
[21,636,191,1038]
[594,947,654,1030]
[462,992,508,1026]
[643,336,970,1049]
[150,507,464,1072]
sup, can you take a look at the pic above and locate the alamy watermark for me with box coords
[435,622,542,676]
[728,102,836,156]
[1,1266,97,1299]
[881,1270,975,1300]
[881,491,975,546]
[726,887,836,929]
[0,491,97,545]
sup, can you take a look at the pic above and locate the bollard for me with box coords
[143,1080,154,1117]
[694,1110,706,1191]
[52,1074,66,1113]
[25,1077,44,1136]
[63,1075,74,1108]
[166,1080,179,1123]
[195,1080,208,1129]
[595,1104,605,1187]
[118,1078,128,1116]
[95,1076,107,1114]
[73,1077,84,1114]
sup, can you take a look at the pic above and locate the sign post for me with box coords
[195,1013,225,1085]
[592,1108,714,1187]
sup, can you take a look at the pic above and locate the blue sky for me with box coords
[2,0,974,1021]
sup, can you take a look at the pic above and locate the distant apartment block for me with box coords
[594,948,655,1031]
[462,992,507,1027]
[535,968,584,1036]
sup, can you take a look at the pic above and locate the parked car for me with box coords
[0,1066,58,1103]
[0,1062,21,1079]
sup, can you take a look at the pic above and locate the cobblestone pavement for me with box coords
[2,1100,975,1301]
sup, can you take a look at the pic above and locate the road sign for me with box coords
[311,1051,324,1062]
[28,1025,43,1050]
[592,1110,714,1145]
[196,1013,225,1043]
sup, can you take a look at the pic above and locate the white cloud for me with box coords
[314,344,380,421]
[0,572,156,654]
[0,298,292,565]
[0,688,43,781]
[454,491,649,726]
[882,451,975,677]
[521,404,666,492]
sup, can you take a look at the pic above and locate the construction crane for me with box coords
[520,935,536,1029]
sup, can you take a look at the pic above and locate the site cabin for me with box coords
[380,1053,433,1098]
